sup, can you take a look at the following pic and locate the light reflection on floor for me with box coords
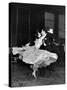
[11,62,65,87]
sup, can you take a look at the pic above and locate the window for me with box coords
[58,15,65,38]
[44,12,55,29]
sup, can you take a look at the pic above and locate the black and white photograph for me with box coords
[9,2,65,87]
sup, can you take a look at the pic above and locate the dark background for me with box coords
[9,2,65,47]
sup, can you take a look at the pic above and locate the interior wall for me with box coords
[17,8,29,46]
[9,3,65,47]
[9,5,17,47]
[10,6,44,47]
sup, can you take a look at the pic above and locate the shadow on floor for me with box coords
[11,61,65,87]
